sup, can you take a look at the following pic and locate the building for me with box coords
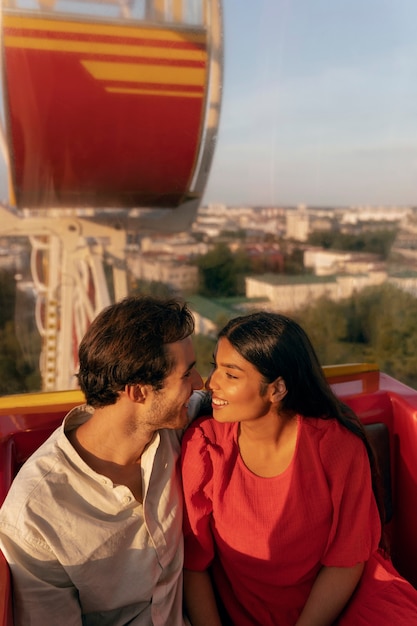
[187,295,234,336]
[140,234,209,257]
[388,271,417,298]
[127,255,199,294]
[285,205,309,241]
[304,248,383,276]
[245,271,387,312]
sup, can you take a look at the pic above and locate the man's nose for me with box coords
[192,369,204,390]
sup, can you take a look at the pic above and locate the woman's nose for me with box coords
[205,368,216,391]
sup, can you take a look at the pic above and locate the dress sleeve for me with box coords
[319,422,381,567]
[181,417,215,571]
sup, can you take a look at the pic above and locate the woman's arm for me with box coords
[184,569,223,626]
[295,562,364,626]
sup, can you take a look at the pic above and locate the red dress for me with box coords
[181,415,417,625]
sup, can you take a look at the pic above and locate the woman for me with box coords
[181,312,417,626]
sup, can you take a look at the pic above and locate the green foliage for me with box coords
[0,270,16,327]
[296,284,417,389]
[0,273,41,394]
[349,284,417,388]
[308,229,398,259]
[283,247,307,275]
[0,321,40,394]
[130,278,176,298]
[193,243,251,297]
[220,229,247,239]
[294,297,354,365]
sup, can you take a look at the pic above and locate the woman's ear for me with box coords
[271,377,287,403]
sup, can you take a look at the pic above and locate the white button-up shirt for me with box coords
[0,405,191,626]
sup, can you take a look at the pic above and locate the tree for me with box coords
[296,283,417,389]
[294,297,351,365]
[130,278,176,298]
[194,243,251,297]
[283,247,307,275]
[0,270,41,393]
[0,270,16,327]
[308,229,398,259]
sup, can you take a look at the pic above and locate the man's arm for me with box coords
[1,533,82,626]
[295,562,364,626]
[184,569,223,626]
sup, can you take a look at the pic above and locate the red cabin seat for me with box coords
[0,427,58,507]
[0,549,13,626]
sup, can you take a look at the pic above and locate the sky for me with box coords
[203,0,417,207]
[1,0,417,209]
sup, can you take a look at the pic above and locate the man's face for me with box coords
[144,337,203,430]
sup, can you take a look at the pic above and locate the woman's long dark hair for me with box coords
[219,311,387,543]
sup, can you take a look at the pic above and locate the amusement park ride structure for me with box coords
[0,0,223,391]
[0,206,128,390]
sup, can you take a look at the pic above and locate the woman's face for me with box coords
[206,337,276,424]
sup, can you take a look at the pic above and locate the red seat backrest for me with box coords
[0,425,58,626]
[0,427,57,507]
[0,549,13,626]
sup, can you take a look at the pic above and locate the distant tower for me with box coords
[286,204,309,241]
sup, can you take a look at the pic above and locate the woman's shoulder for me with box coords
[181,416,237,483]
[301,416,365,459]
[299,416,371,486]
[302,414,358,437]
[185,414,235,444]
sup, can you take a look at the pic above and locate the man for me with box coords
[0,296,203,625]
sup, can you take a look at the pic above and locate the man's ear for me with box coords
[125,384,148,403]
[270,377,287,403]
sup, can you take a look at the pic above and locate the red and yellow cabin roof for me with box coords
[3,13,208,208]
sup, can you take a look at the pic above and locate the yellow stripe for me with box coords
[323,363,379,378]
[0,389,84,414]
[106,86,202,98]
[3,15,206,45]
[5,35,207,63]
[82,60,205,87]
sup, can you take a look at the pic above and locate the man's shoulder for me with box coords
[1,431,62,502]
